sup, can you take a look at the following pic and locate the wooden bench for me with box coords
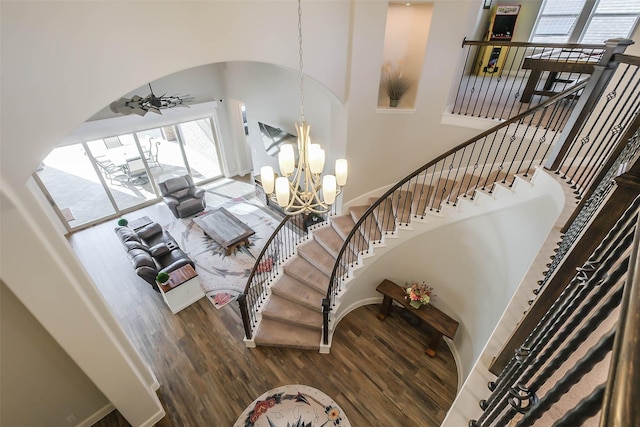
[376,279,459,357]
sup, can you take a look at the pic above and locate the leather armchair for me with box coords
[158,174,206,218]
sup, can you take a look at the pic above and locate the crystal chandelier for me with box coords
[260,0,348,215]
[109,83,193,116]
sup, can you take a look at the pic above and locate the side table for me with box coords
[157,264,204,314]
[376,279,459,357]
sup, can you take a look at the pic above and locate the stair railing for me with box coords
[239,214,326,340]
[468,192,640,427]
[322,82,587,345]
[489,53,640,373]
[451,39,634,121]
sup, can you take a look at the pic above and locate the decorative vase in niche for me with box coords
[390,98,399,107]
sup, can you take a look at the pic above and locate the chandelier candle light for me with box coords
[260,0,347,215]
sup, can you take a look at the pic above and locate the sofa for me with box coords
[115,222,194,291]
[158,174,206,218]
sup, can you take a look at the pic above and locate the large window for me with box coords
[35,116,224,232]
[530,0,640,44]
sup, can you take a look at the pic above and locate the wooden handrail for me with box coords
[462,38,606,50]
[600,213,640,426]
[324,82,589,344]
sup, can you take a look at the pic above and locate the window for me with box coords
[530,0,640,44]
[34,116,224,232]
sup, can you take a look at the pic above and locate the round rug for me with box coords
[234,384,350,427]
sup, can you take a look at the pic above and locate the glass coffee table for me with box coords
[192,207,255,255]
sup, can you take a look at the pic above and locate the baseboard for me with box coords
[77,403,115,427]
[444,337,465,392]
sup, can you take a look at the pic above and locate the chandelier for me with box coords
[109,83,193,116]
[260,0,348,215]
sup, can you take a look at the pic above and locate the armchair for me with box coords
[158,174,206,218]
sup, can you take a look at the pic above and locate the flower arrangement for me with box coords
[405,281,435,309]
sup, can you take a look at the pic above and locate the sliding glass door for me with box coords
[34,115,225,233]
[177,118,224,182]
[35,143,116,228]
[85,136,156,212]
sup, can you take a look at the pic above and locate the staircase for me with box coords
[253,171,536,350]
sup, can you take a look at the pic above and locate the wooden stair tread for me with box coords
[270,274,324,310]
[283,257,329,294]
[254,319,321,350]
[262,294,323,330]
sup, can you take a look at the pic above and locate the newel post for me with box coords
[237,293,252,339]
[544,38,634,171]
[322,298,331,346]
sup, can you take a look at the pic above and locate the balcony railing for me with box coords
[450,38,632,121]
[470,191,640,427]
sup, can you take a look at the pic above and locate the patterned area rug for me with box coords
[164,197,279,306]
[234,384,350,427]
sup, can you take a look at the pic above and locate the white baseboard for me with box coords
[77,403,115,427]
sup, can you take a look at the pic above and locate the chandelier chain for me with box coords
[298,0,305,122]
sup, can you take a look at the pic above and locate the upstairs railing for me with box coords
[490,54,640,373]
[324,50,639,346]
[470,192,640,426]
[451,38,632,121]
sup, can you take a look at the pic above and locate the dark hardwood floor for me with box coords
[70,183,458,426]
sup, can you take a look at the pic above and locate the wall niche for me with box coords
[378,2,433,110]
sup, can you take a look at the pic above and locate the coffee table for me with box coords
[192,207,255,255]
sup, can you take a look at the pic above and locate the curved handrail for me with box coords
[240,212,327,339]
[244,215,294,294]
[239,214,294,339]
[323,81,589,344]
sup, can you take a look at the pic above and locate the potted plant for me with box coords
[386,74,411,107]
[156,272,170,285]
[383,62,411,107]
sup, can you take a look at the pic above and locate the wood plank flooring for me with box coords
[70,186,458,427]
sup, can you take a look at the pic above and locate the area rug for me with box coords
[163,196,280,307]
[234,384,350,427]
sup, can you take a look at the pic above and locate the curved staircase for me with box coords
[252,170,539,350]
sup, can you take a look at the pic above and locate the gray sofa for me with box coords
[115,222,194,292]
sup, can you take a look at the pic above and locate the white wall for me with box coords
[331,169,565,377]
[342,0,483,202]
[2,1,636,424]
[1,282,111,426]
[1,2,350,424]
